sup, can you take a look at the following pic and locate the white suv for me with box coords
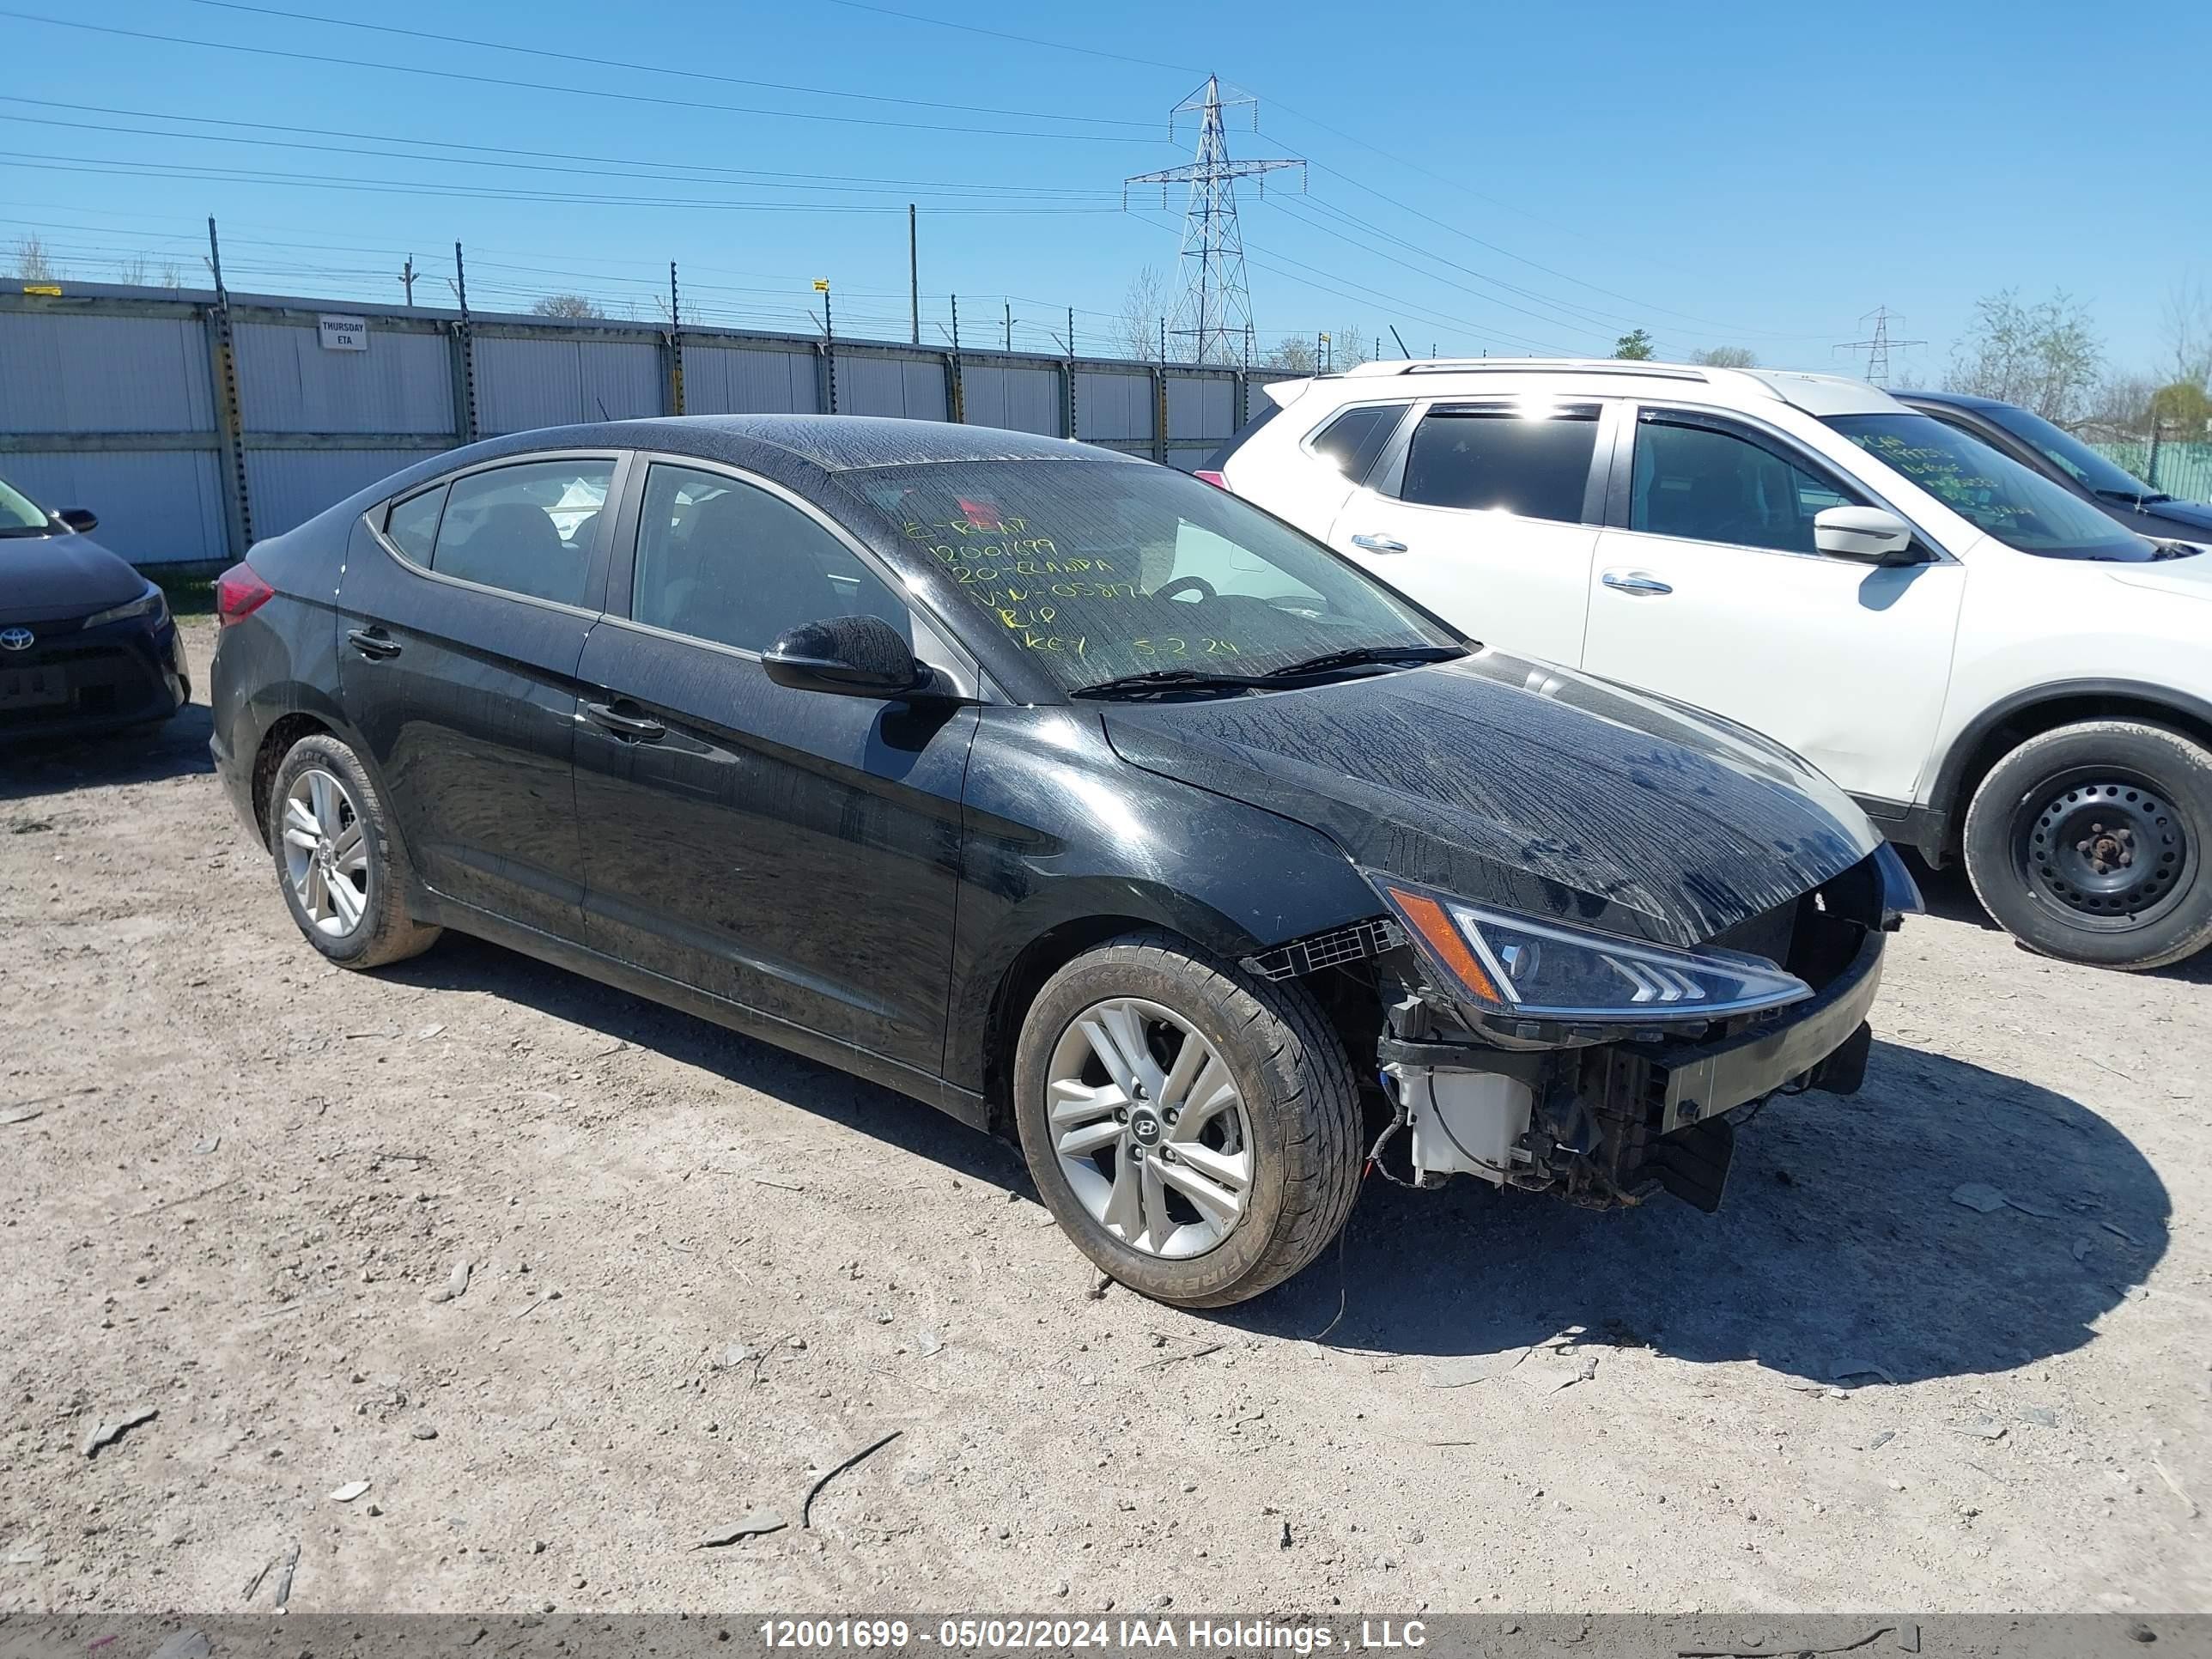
[1212,358,2212,970]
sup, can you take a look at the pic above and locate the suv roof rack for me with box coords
[1340,357,1713,382]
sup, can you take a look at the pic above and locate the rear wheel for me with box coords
[1012,932,1363,1308]
[269,732,441,969]
[1962,720,2212,971]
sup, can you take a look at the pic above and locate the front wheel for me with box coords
[1962,719,2212,971]
[1012,932,1364,1309]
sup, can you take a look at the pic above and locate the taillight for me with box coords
[215,562,275,627]
[1194,469,1230,490]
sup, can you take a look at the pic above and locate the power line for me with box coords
[814,0,1199,75]
[0,155,1125,214]
[1835,306,1925,385]
[0,112,1122,205]
[0,98,1124,198]
[0,10,1173,147]
[174,0,1158,131]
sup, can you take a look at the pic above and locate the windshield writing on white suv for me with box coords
[1825,413,2148,561]
[850,460,1455,693]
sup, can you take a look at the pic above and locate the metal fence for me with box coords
[2089,440,2212,507]
[0,283,1295,571]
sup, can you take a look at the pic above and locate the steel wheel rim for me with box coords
[2013,768,2196,932]
[280,768,370,938]
[1045,996,1254,1261]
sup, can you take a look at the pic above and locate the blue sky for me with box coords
[3,0,2203,376]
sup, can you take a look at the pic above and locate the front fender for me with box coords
[943,706,1382,1094]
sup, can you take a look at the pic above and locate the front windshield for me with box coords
[1981,404,2162,501]
[850,459,1457,692]
[1825,413,2151,561]
[0,476,52,536]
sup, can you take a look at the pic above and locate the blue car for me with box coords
[0,475,190,743]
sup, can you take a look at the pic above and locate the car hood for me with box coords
[2110,552,2212,601]
[1099,651,1880,949]
[0,532,147,624]
[2122,497,2212,538]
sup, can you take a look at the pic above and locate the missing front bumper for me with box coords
[1382,927,1886,1211]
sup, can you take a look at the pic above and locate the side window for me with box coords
[1629,416,1858,556]
[1309,403,1408,483]
[383,483,447,564]
[632,464,909,654]
[430,459,613,606]
[1397,405,1601,522]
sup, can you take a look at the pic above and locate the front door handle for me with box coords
[1600,569,1674,597]
[1349,533,1409,554]
[584,700,665,743]
[346,627,403,659]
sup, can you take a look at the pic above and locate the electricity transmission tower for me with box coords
[1835,305,1925,385]
[1124,76,1304,366]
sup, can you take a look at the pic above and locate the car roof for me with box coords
[1889,388,2002,411]
[532,413,1125,473]
[1283,358,1905,418]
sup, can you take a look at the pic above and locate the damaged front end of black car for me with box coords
[1340,841,1917,1213]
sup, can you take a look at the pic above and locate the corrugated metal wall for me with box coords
[476,335,663,434]
[959,364,1060,435]
[0,286,1276,568]
[0,450,228,566]
[683,345,819,416]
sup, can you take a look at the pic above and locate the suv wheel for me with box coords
[269,733,442,969]
[1962,720,2212,971]
[1012,932,1364,1309]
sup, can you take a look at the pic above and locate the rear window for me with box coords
[428,459,613,605]
[1308,403,1407,483]
[1398,405,1600,523]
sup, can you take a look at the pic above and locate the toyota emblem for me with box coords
[0,627,33,651]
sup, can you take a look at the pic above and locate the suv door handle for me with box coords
[346,627,403,659]
[1600,570,1674,596]
[584,700,665,743]
[1349,533,1408,553]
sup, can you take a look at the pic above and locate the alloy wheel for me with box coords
[1044,997,1254,1259]
[280,767,370,937]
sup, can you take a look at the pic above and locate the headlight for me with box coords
[85,580,168,629]
[1368,872,1811,1024]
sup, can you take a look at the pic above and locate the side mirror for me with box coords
[1814,505,1919,565]
[54,507,98,534]
[763,614,928,698]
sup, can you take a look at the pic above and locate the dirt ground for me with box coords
[2,615,2206,1616]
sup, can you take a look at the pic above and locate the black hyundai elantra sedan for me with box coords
[210,415,1919,1308]
[0,474,190,743]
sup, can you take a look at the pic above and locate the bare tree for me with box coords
[1692,345,1758,368]
[2083,372,2160,435]
[530,293,604,320]
[1261,335,1316,373]
[1116,264,1169,361]
[2161,277,2212,392]
[11,234,58,283]
[1945,289,2100,422]
[114,253,151,287]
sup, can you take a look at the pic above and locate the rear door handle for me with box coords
[1349,533,1408,553]
[1600,569,1673,596]
[584,700,665,743]
[346,627,403,659]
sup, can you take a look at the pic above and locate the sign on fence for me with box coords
[317,314,368,352]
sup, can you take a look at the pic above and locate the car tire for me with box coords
[1962,720,2212,971]
[268,732,442,970]
[1012,931,1364,1309]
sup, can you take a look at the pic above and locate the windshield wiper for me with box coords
[2095,487,2174,506]
[1261,642,1467,680]
[1069,668,1277,701]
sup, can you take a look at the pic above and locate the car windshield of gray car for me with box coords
[0,477,53,537]
[851,459,1462,694]
[1826,413,2169,562]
